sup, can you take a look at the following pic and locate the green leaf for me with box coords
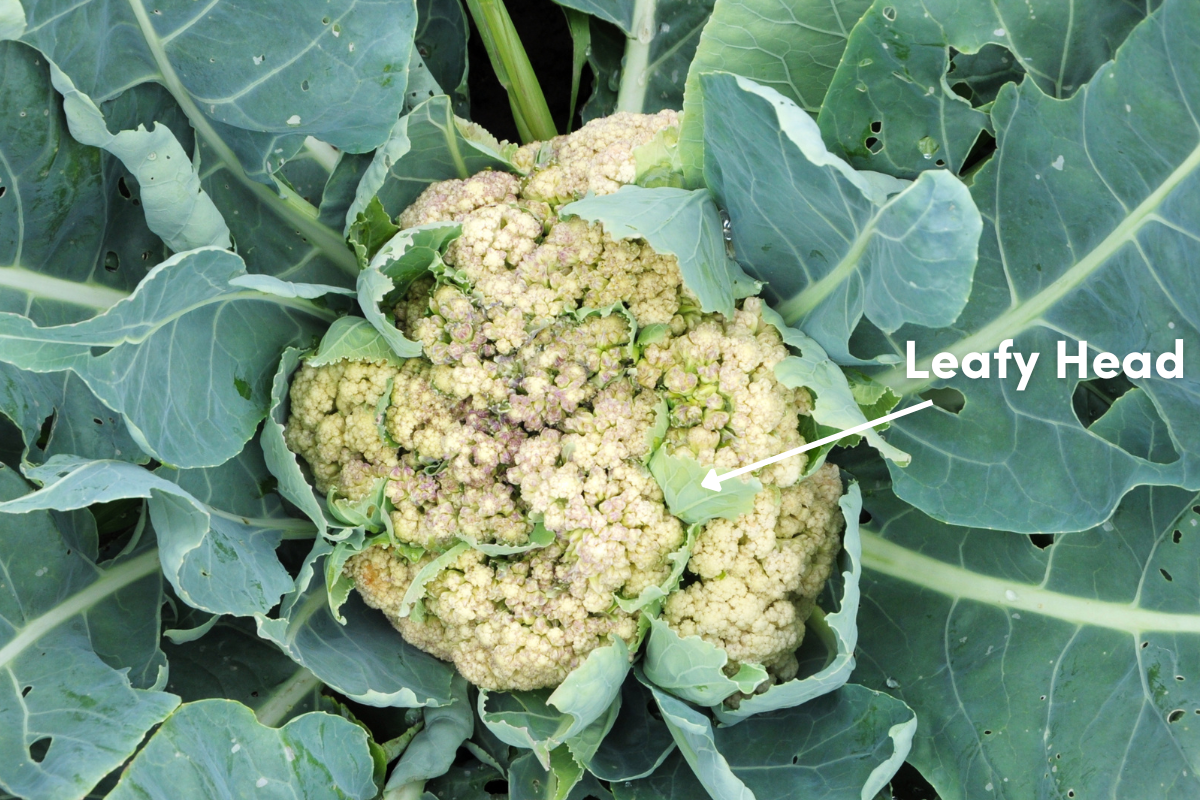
[310,316,407,369]
[0,248,334,468]
[0,42,165,327]
[415,0,471,116]
[349,95,518,223]
[478,638,627,767]
[260,348,342,541]
[6,455,303,617]
[619,683,915,800]
[399,542,469,619]
[767,308,909,467]
[49,62,231,253]
[255,540,458,708]
[701,71,982,363]
[866,0,1200,532]
[614,522,694,613]
[561,187,740,318]
[163,616,326,725]
[359,222,463,359]
[0,463,178,800]
[678,0,872,183]
[18,0,418,169]
[461,521,555,556]
[817,0,1154,176]
[387,674,474,791]
[639,677,754,800]
[107,699,377,799]
[714,481,863,722]
[579,17,624,124]
[583,678,675,781]
[856,477,1200,800]
[642,617,767,706]
[648,447,760,525]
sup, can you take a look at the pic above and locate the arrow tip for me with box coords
[701,469,722,492]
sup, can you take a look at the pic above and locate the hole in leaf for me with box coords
[959,129,997,177]
[1168,709,1184,723]
[1071,374,1134,428]
[90,346,112,358]
[1029,534,1054,550]
[117,177,132,199]
[792,755,799,764]
[1141,641,1149,648]
[920,387,965,414]
[1174,530,1182,544]
[864,136,883,154]
[983,730,992,735]
[1176,675,1185,682]
[1160,568,1173,582]
[0,185,6,198]
[882,6,896,21]
[870,120,882,133]
[1067,792,1075,798]
[104,251,119,272]
[301,80,310,91]
[859,509,872,525]
[484,780,508,794]
[935,158,946,167]
[92,418,103,426]
[21,685,31,697]
[29,737,51,763]
[35,413,54,450]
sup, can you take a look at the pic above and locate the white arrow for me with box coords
[701,399,935,492]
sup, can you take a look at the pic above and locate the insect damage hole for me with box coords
[1168,709,1184,723]
[864,136,883,154]
[30,737,51,763]
[920,386,965,414]
[1160,568,1173,582]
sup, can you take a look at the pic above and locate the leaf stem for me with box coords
[254,667,324,727]
[125,0,358,276]
[463,0,558,143]
[616,0,657,113]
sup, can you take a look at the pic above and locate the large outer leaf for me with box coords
[348,95,517,225]
[15,0,416,167]
[678,0,872,184]
[817,0,1155,176]
[854,467,1200,799]
[702,72,981,363]
[0,248,333,468]
[0,463,178,800]
[866,0,1200,532]
[561,0,714,115]
[255,540,458,708]
[3,456,301,616]
[107,699,377,800]
[629,679,914,800]
[415,0,470,115]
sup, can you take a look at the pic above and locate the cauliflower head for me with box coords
[284,111,845,692]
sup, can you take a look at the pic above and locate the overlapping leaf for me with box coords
[863,0,1200,531]
[0,463,178,800]
[853,412,1200,798]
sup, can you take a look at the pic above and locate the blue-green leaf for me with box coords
[648,447,760,525]
[0,463,178,800]
[0,248,334,468]
[107,699,377,800]
[349,95,517,224]
[386,674,474,791]
[642,617,766,706]
[310,316,407,369]
[702,71,981,363]
[255,540,457,708]
[561,187,741,318]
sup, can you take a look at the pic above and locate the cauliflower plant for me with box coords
[284,111,845,692]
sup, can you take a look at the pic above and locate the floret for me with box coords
[285,112,845,693]
[663,463,844,677]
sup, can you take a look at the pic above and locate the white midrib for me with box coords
[0,548,161,669]
[615,0,657,113]
[0,267,131,311]
[861,530,1200,634]
[254,666,323,727]
[777,219,875,324]
[878,136,1200,394]
[123,0,358,276]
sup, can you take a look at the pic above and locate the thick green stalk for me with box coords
[616,0,657,112]
[464,0,558,143]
